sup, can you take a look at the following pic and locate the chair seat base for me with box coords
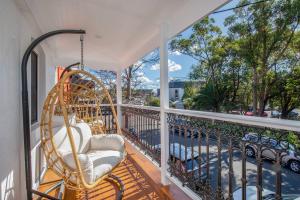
[78,174,124,200]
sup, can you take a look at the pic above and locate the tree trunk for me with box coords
[126,78,131,99]
[258,79,267,116]
[281,109,289,119]
[280,96,293,119]
[252,67,258,115]
[125,67,132,100]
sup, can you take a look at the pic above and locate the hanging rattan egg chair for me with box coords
[40,69,126,197]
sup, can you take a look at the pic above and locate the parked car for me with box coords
[233,186,273,200]
[242,133,300,173]
[233,186,300,200]
[230,110,242,115]
[128,127,138,137]
[271,110,281,118]
[245,111,268,117]
[288,110,299,119]
[154,143,207,180]
[170,125,200,138]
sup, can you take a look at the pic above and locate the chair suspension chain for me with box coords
[80,34,84,70]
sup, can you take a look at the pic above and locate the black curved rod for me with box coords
[36,180,64,200]
[60,62,80,79]
[21,29,86,200]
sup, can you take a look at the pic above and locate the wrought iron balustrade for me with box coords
[119,105,300,199]
[166,110,300,200]
[75,104,117,133]
[121,105,161,165]
[100,105,117,133]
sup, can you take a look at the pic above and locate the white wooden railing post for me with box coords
[160,22,170,185]
[116,69,122,128]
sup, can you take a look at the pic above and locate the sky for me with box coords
[133,0,240,90]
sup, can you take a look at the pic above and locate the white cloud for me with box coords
[149,59,182,72]
[169,50,182,56]
[150,63,160,71]
[168,60,182,72]
[136,71,144,76]
[136,71,152,83]
[139,76,152,83]
[135,72,161,90]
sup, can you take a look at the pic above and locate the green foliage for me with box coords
[183,97,194,110]
[182,82,199,109]
[252,129,300,149]
[287,132,300,149]
[169,0,300,117]
[224,0,300,115]
[182,82,197,99]
[270,66,300,118]
[192,81,226,112]
[147,96,160,107]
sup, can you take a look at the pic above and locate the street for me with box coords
[133,129,300,196]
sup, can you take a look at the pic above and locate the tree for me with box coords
[122,63,143,100]
[171,17,245,112]
[271,66,300,118]
[146,96,160,107]
[171,0,300,116]
[122,50,159,101]
[182,81,197,109]
[92,69,117,102]
[193,81,226,112]
[225,0,300,116]
[182,82,197,99]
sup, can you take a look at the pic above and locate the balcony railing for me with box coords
[121,104,300,200]
[79,104,117,133]
[121,105,161,165]
[100,104,117,133]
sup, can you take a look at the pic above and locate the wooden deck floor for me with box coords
[37,141,191,200]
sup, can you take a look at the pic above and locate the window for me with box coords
[175,89,179,99]
[31,51,38,124]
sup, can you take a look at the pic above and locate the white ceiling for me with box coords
[23,0,228,71]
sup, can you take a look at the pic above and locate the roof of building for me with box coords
[169,80,204,88]
[169,81,185,88]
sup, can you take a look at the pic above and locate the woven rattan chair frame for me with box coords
[40,70,125,191]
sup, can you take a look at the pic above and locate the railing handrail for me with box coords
[121,104,300,131]
[121,104,160,112]
[166,108,300,132]
[100,104,117,106]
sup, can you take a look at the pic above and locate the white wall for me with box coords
[0,0,55,199]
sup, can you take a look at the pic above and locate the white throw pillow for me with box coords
[90,134,125,152]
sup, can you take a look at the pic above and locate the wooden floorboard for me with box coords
[36,141,191,200]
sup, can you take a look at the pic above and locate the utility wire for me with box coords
[212,0,272,14]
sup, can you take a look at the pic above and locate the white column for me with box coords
[116,69,122,128]
[159,22,170,185]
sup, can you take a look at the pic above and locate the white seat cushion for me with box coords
[87,149,125,181]
[59,151,94,184]
[52,122,126,184]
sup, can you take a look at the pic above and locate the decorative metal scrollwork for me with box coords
[166,112,300,200]
[122,106,160,120]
